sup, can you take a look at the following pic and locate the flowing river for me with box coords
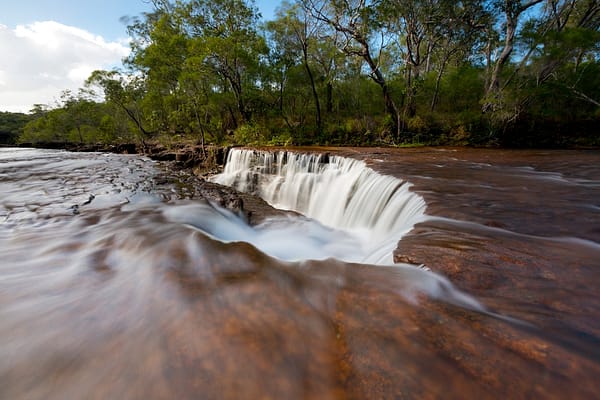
[1,146,599,399]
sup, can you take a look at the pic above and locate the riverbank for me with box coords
[15,141,228,173]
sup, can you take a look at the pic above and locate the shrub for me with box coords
[233,124,261,145]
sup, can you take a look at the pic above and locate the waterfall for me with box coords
[211,149,427,265]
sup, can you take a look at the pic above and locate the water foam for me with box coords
[211,149,427,264]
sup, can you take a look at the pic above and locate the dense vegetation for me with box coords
[17,0,600,148]
[0,112,32,144]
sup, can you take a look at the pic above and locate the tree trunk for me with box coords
[430,66,444,112]
[326,82,333,113]
[482,0,544,113]
[302,43,322,134]
[483,13,516,113]
[430,51,453,112]
[405,65,417,118]
[222,63,249,125]
[279,73,285,113]
[303,0,402,138]
[363,47,402,139]
[122,105,150,137]
[232,79,249,123]
[192,101,206,158]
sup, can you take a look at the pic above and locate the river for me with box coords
[1,146,599,399]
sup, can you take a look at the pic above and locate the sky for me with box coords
[0,0,279,113]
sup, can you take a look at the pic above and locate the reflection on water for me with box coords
[1,148,599,399]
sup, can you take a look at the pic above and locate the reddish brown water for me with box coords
[1,147,599,399]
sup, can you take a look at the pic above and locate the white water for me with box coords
[211,149,427,264]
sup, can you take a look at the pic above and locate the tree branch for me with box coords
[570,87,600,107]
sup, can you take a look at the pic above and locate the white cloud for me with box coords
[0,21,130,113]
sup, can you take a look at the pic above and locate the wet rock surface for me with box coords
[14,143,286,224]
[333,147,600,396]
[18,141,229,173]
[1,147,599,399]
[153,163,293,225]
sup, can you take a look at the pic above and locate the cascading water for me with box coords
[2,148,598,399]
[211,148,427,265]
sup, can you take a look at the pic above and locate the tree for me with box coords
[58,90,99,143]
[19,0,595,148]
[482,0,544,113]
[85,70,152,142]
[303,0,404,139]
[526,0,600,104]
[0,112,33,144]
[267,1,329,134]
[176,0,268,125]
[424,0,490,112]
[379,0,439,118]
[19,90,113,144]
[129,11,189,134]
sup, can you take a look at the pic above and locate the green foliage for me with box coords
[233,124,262,145]
[17,0,600,148]
[19,91,138,145]
[0,112,32,144]
[268,132,293,146]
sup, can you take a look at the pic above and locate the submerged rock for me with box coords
[153,163,291,225]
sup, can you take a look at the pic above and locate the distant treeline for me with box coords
[0,112,32,144]
[15,0,600,148]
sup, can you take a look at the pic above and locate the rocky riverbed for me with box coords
[166,145,600,398]
[338,147,600,397]
[15,141,228,173]
[1,146,599,399]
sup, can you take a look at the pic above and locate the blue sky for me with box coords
[0,0,280,112]
[2,0,154,42]
[2,0,279,41]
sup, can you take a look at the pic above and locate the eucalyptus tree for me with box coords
[479,0,600,127]
[373,0,492,117]
[376,0,437,118]
[425,0,491,112]
[311,29,346,115]
[266,4,313,130]
[85,70,152,142]
[20,109,66,143]
[178,47,228,148]
[19,90,109,144]
[302,0,405,139]
[140,15,189,133]
[125,2,212,144]
[292,2,322,132]
[267,1,338,134]
[482,0,545,113]
[175,0,268,126]
[58,90,101,143]
[524,0,600,104]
